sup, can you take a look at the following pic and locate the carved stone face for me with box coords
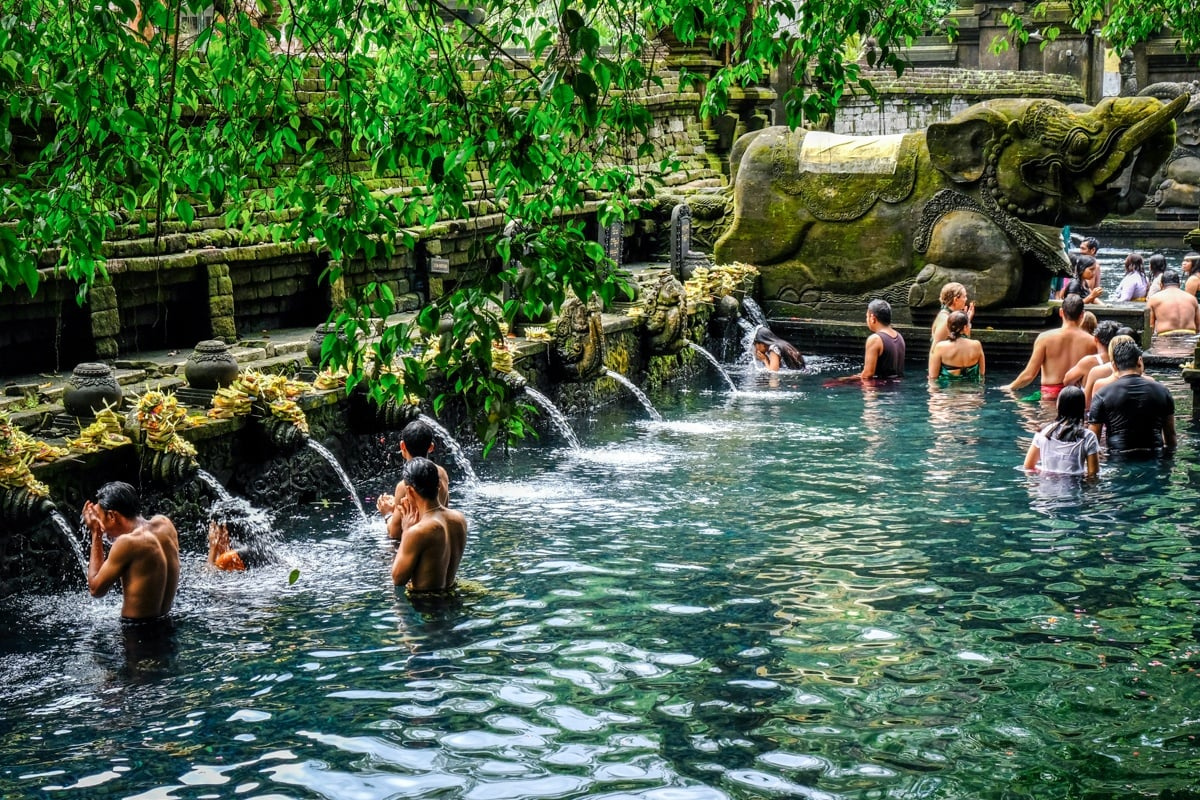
[928,95,1187,224]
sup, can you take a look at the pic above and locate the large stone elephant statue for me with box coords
[714,95,1188,316]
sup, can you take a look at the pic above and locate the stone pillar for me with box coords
[86,277,120,360]
[207,262,237,342]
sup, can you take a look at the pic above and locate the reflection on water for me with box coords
[2,368,1200,798]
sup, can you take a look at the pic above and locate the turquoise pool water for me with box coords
[3,361,1199,799]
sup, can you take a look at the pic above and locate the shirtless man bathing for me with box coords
[84,481,180,626]
[1005,294,1097,400]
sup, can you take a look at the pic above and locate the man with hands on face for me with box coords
[83,481,180,626]
[389,457,467,593]
[375,419,449,540]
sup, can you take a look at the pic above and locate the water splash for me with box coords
[740,296,768,327]
[306,440,368,521]
[686,342,738,394]
[603,369,663,421]
[522,387,581,449]
[49,510,87,579]
[418,414,479,485]
[196,469,232,502]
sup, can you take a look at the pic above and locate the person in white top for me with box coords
[1023,386,1100,477]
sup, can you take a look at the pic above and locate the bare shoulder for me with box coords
[148,515,179,537]
[443,508,467,527]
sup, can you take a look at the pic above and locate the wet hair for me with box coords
[867,298,892,325]
[1184,253,1200,274]
[95,481,140,518]
[1070,254,1096,280]
[1061,293,1085,321]
[1124,252,1145,276]
[1080,311,1097,335]
[399,419,435,459]
[752,327,806,369]
[1148,253,1167,278]
[208,499,276,567]
[402,457,440,502]
[938,282,966,308]
[1162,269,1181,287]
[1116,326,1135,339]
[1046,386,1087,443]
[1110,338,1142,371]
[1094,319,1121,347]
[1081,237,1100,253]
[946,311,970,340]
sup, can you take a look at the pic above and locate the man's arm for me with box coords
[1005,336,1047,392]
[1062,355,1091,387]
[857,334,882,381]
[1162,413,1177,449]
[1192,300,1200,332]
[391,521,433,586]
[1147,300,1157,330]
[88,533,132,598]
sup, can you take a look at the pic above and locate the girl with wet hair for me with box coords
[927,311,985,381]
[1146,252,1168,297]
[1116,253,1149,302]
[1023,385,1099,477]
[752,327,805,371]
[1058,254,1103,304]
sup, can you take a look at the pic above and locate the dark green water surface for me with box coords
[3,361,1200,799]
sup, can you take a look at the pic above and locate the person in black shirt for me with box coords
[1087,340,1176,456]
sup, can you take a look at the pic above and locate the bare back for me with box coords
[98,516,180,619]
[1039,326,1098,385]
[391,515,451,591]
[440,508,468,588]
[1148,287,1200,333]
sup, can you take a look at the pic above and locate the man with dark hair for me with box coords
[390,457,468,593]
[1006,294,1096,399]
[376,418,450,539]
[1088,340,1176,455]
[1063,319,1121,387]
[1079,237,1102,290]
[840,298,905,381]
[83,481,180,624]
[1148,270,1200,335]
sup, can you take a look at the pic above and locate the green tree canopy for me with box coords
[0,0,1194,448]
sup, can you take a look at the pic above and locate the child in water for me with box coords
[207,499,278,571]
[1022,385,1100,478]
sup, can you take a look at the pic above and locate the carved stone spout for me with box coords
[260,415,309,453]
[642,273,689,355]
[551,295,607,382]
[0,486,55,526]
[142,450,199,486]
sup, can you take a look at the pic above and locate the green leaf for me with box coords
[175,199,195,226]
[288,569,300,585]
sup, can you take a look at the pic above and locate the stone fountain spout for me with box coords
[642,272,689,355]
[550,294,607,382]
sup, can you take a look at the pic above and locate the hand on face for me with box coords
[82,501,105,536]
[376,493,396,516]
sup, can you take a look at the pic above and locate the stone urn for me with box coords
[184,340,240,389]
[62,362,123,417]
[307,323,342,366]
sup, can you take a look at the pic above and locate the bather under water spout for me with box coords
[522,387,581,449]
[306,439,369,521]
[686,342,738,394]
[602,369,662,421]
